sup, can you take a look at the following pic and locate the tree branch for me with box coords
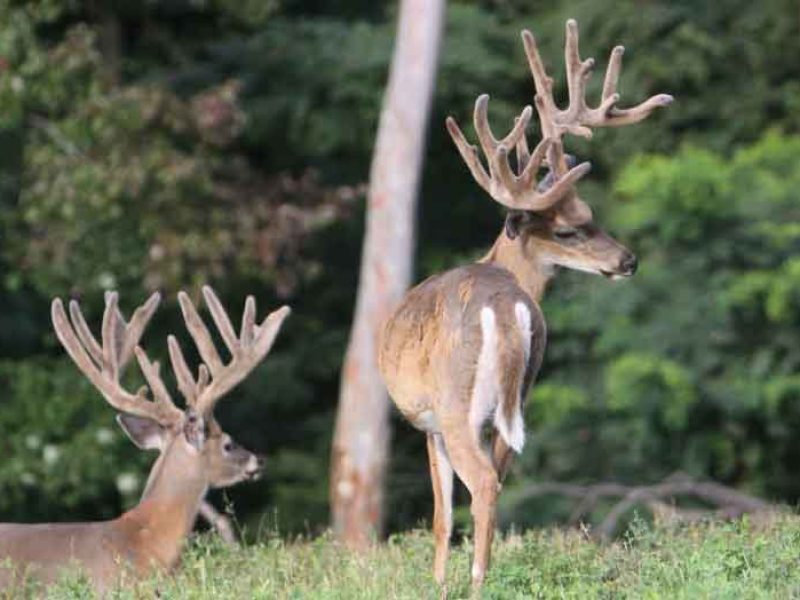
[509,472,781,540]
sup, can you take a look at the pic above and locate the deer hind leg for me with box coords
[427,432,453,587]
[441,424,499,589]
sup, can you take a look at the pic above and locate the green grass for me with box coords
[11,515,800,599]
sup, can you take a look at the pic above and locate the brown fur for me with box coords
[379,220,632,587]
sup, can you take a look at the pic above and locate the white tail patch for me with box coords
[469,307,499,433]
[514,302,532,363]
[492,302,531,453]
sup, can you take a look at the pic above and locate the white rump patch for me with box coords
[468,307,500,433]
[492,302,530,453]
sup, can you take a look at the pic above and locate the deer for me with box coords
[378,20,672,589]
[0,286,290,593]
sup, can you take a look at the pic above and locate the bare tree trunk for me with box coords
[330,0,445,549]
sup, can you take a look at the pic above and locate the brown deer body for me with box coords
[379,20,672,588]
[0,287,289,592]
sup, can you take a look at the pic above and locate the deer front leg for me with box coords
[442,425,499,589]
[198,500,237,545]
[427,433,454,587]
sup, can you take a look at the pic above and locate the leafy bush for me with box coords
[505,132,800,529]
[0,359,146,521]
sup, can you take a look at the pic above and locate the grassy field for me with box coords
[9,515,800,599]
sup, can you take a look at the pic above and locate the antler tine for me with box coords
[202,286,241,360]
[177,286,291,417]
[52,295,182,425]
[602,45,624,103]
[521,29,558,139]
[472,95,532,161]
[563,20,597,138]
[445,116,493,194]
[167,335,198,406]
[240,296,256,347]
[134,346,179,415]
[599,41,674,126]
[514,117,532,169]
[69,300,104,369]
[101,292,122,381]
[178,290,224,376]
[118,292,161,368]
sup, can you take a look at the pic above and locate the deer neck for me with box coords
[118,442,208,570]
[479,229,554,302]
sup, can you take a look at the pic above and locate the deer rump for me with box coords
[381,264,546,451]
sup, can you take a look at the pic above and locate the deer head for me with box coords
[116,412,264,489]
[50,287,289,498]
[446,20,672,281]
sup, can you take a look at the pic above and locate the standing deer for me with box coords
[379,20,672,589]
[0,286,289,592]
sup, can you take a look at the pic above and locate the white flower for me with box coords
[149,244,165,261]
[116,473,139,495]
[95,427,114,446]
[97,272,116,289]
[25,434,41,450]
[20,472,36,486]
[42,444,60,465]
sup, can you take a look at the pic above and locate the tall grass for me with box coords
[9,515,800,599]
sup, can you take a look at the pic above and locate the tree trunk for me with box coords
[330,0,445,549]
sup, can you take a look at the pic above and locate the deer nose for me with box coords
[256,455,266,469]
[620,253,638,276]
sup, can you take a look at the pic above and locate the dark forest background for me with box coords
[1,0,800,538]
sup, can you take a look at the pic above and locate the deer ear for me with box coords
[116,414,165,451]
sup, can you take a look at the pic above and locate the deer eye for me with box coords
[223,441,235,453]
[553,227,579,240]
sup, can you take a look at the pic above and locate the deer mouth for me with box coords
[244,454,265,481]
[245,470,262,482]
[600,269,632,280]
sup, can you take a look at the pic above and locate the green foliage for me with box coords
[506,132,800,528]
[605,353,695,429]
[528,383,589,427]
[0,0,360,532]
[0,359,147,521]
[2,0,800,538]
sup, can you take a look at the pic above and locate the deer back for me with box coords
[380,263,546,431]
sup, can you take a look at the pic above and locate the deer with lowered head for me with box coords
[0,286,289,592]
[379,20,672,589]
